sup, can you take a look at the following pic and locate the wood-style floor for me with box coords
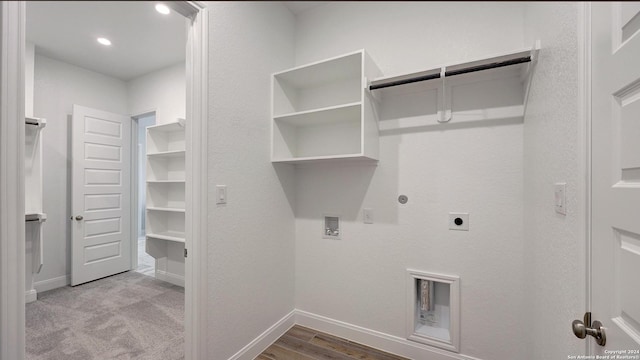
[257,325,410,360]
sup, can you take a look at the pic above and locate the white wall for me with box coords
[25,42,34,117]
[127,63,185,125]
[206,2,296,359]
[523,3,584,359]
[293,3,527,359]
[33,54,128,288]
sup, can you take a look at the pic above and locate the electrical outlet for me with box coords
[363,208,373,224]
[449,213,469,231]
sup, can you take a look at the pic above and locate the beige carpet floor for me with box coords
[135,237,155,277]
[26,271,184,360]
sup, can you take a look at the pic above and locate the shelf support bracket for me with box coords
[438,67,452,123]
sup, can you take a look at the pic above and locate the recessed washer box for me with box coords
[406,269,460,353]
[322,215,341,240]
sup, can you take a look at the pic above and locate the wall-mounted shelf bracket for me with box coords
[438,67,451,123]
[25,116,46,128]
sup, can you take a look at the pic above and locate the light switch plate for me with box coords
[449,213,469,231]
[555,182,566,215]
[216,185,227,205]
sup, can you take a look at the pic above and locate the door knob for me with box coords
[75,215,83,221]
[572,312,606,346]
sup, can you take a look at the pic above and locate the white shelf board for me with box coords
[273,50,363,89]
[25,116,46,128]
[146,206,186,213]
[272,153,378,164]
[147,150,185,158]
[25,212,47,222]
[370,47,535,89]
[274,102,361,127]
[147,180,186,184]
[146,231,185,243]
[146,120,185,132]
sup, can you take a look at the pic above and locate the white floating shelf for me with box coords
[146,119,185,132]
[274,102,362,127]
[25,116,46,128]
[147,150,185,158]
[25,212,47,222]
[146,232,185,243]
[146,207,185,213]
[147,180,186,184]
[272,153,378,164]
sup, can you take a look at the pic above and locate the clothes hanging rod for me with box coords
[369,73,441,91]
[444,56,531,77]
[369,55,531,91]
[25,119,40,126]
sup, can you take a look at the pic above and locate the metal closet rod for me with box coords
[25,119,40,126]
[369,55,532,91]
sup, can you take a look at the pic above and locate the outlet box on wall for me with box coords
[448,213,469,231]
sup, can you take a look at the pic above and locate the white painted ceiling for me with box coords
[283,1,326,15]
[26,1,186,81]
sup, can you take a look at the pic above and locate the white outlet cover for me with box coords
[554,182,566,215]
[449,213,469,231]
[363,208,373,224]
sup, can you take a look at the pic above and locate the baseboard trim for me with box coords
[25,289,37,303]
[155,270,185,287]
[294,310,483,360]
[34,275,69,293]
[228,310,296,360]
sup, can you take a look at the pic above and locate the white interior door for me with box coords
[591,2,640,351]
[71,105,131,286]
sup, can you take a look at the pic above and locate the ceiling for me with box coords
[26,1,186,81]
[283,1,326,15]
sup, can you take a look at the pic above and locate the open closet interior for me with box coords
[24,0,188,299]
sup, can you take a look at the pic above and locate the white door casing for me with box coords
[71,105,131,286]
[591,2,640,352]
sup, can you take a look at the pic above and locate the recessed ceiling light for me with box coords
[97,37,111,46]
[155,3,170,15]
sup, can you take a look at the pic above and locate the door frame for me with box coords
[130,110,156,273]
[579,2,593,356]
[0,1,209,359]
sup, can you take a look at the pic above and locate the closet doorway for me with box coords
[26,0,187,285]
[16,1,208,358]
[134,113,157,277]
[1,1,207,358]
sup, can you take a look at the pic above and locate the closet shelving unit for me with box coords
[25,117,47,228]
[271,49,382,164]
[368,44,540,122]
[145,119,186,247]
[25,116,46,303]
